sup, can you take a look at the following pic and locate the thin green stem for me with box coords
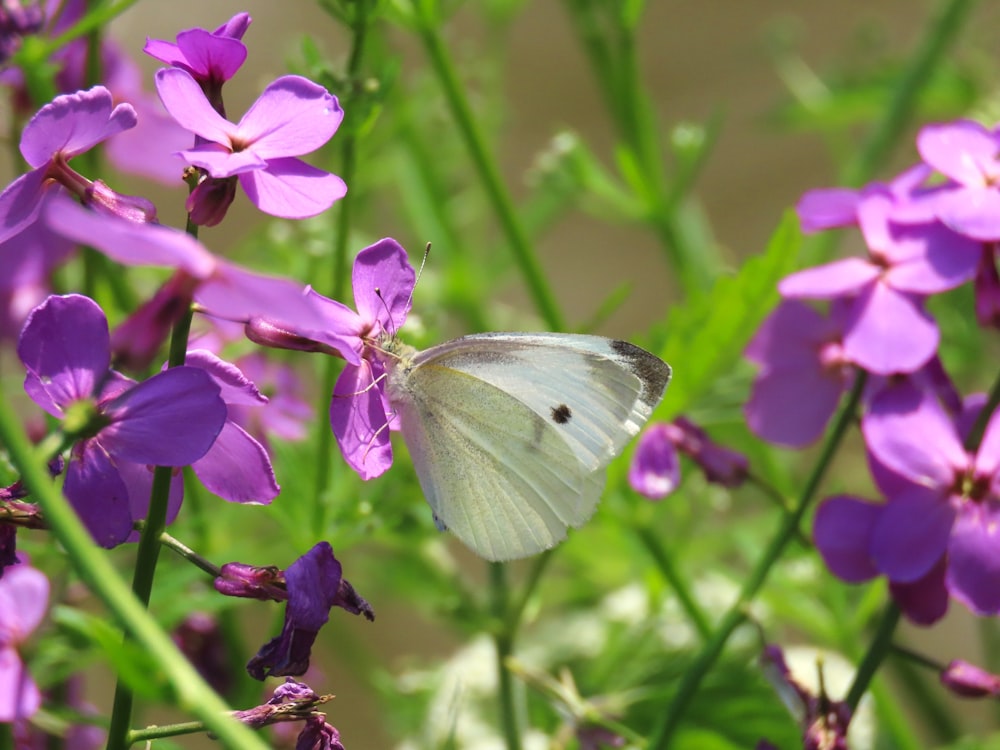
[313,4,371,528]
[505,549,554,631]
[107,306,194,750]
[490,562,523,750]
[411,1,564,331]
[648,371,868,748]
[0,388,267,750]
[635,526,712,641]
[845,603,901,711]
[127,722,204,743]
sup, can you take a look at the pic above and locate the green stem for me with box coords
[106,307,194,750]
[648,371,868,748]
[490,562,523,750]
[0,390,268,750]
[313,4,371,529]
[635,526,712,641]
[127,722,204,743]
[845,603,901,711]
[411,0,564,331]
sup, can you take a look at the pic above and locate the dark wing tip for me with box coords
[610,339,672,406]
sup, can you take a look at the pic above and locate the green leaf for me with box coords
[653,211,801,418]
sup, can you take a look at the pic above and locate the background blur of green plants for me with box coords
[6,0,1000,748]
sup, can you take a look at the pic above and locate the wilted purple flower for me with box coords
[155,67,345,224]
[0,560,48,722]
[780,190,979,374]
[17,294,227,547]
[861,382,1000,615]
[915,120,1000,241]
[745,299,853,447]
[246,542,373,680]
[0,87,138,244]
[215,561,286,601]
[940,659,1000,698]
[145,13,251,116]
[295,715,345,750]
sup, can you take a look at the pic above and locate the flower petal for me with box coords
[884,222,980,293]
[0,168,48,245]
[795,188,859,232]
[628,424,681,499]
[183,349,266,407]
[237,76,343,158]
[64,442,134,548]
[237,157,346,219]
[179,142,267,178]
[0,564,49,638]
[863,381,966,487]
[813,496,881,582]
[330,361,392,480]
[192,421,279,504]
[155,68,234,145]
[17,294,110,409]
[118,460,184,543]
[932,185,1000,242]
[889,557,949,626]
[100,366,226,466]
[842,282,937,374]
[745,365,846,448]
[778,259,878,299]
[0,648,40,721]
[946,500,1000,615]
[19,86,136,166]
[351,238,415,333]
[871,489,955,582]
[917,120,998,186]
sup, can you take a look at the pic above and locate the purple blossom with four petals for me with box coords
[17,295,227,547]
[155,67,345,224]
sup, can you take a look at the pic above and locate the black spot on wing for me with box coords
[551,403,572,424]
[610,340,672,405]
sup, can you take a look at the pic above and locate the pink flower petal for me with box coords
[192,420,279,503]
[237,75,343,158]
[0,564,49,638]
[947,500,1000,615]
[795,187,860,232]
[778,258,879,299]
[813,496,881,582]
[871,489,955,582]
[917,120,999,186]
[351,238,415,334]
[842,282,938,374]
[237,157,346,218]
[0,648,40,721]
[155,68,234,145]
[330,361,393,480]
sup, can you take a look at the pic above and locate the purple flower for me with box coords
[629,417,747,499]
[245,542,373,680]
[745,299,853,447]
[144,13,251,115]
[860,382,1000,615]
[0,86,137,244]
[780,190,979,374]
[155,67,346,224]
[183,350,280,504]
[17,295,227,547]
[916,119,1000,241]
[324,240,415,479]
[0,560,48,722]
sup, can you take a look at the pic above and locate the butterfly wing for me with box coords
[390,333,671,561]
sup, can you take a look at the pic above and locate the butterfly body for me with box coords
[373,332,671,561]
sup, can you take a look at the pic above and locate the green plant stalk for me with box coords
[648,371,868,748]
[490,562,523,750]
[106,306,194,750]
[411,1,564,332]
[313,4,371,529]
[127,722,204,743]
[635,526,712,641]
[0,385,268,750]
[845,603,901,711]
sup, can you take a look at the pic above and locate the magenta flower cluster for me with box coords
[743,119,1000,625]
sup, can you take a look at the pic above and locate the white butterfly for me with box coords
[373,332,671,561]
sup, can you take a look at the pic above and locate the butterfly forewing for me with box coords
[391,364,603,560]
